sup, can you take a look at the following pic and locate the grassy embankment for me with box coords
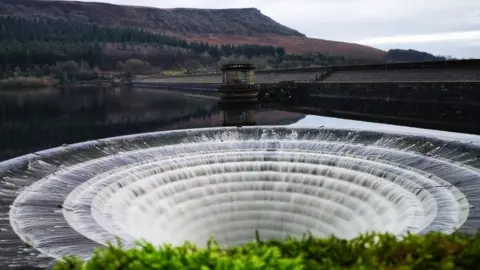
[0,76,57,90]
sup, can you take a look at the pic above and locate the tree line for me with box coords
[386,49,451,62]
[0,16,286,73]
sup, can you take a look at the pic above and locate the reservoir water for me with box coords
[1,87,480,269]
[2,87,478,163]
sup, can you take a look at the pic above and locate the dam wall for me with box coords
[135,71,320,84]
[131,62,480,134]
[324,68,480,82]
[136,59,480,85]
[281,81,480,134]
[333,59,480,71]
[302,81,480,102]
[132,82,221,94]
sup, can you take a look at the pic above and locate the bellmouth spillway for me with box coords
[1,126,480,268]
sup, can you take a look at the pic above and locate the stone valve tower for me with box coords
[218,64,260,126]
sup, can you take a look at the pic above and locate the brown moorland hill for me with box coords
[0,0,385,60]
[181,34,385,60]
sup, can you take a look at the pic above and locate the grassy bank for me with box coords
[55,232,480,269]
[0,76,57,89]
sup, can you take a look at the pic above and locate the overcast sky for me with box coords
[79,0,480,58]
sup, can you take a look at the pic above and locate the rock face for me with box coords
[0,0,385,59]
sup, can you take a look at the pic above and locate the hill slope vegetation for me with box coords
[0,0,385,60]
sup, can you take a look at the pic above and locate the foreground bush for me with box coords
[54,232,480,270]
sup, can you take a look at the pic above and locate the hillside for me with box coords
[183,35,385,60]
[0,0,385,60]
[386,49,448,62]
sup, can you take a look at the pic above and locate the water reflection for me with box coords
[220,101,258,127]
[0,87,305,161]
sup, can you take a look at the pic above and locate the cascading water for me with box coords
[1,126,480,268]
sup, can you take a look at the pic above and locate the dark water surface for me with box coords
[0,87,305,162]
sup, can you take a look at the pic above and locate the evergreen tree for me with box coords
[0,16,335,73]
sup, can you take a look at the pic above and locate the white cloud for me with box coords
[356,30,480,58]
[357,31,480,45]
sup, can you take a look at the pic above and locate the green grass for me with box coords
[0,76,56,89]
[54,231,480,270]
[161,69,188,76]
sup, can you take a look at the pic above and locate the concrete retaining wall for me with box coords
[138,59,480,83]
[132,82,220,92]
[301,81,480,103]
[325,69,480,82]
[286,81,480,133]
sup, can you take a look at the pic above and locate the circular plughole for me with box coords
[2,126,480,268]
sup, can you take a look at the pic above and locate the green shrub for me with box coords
[54,232,480,270]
